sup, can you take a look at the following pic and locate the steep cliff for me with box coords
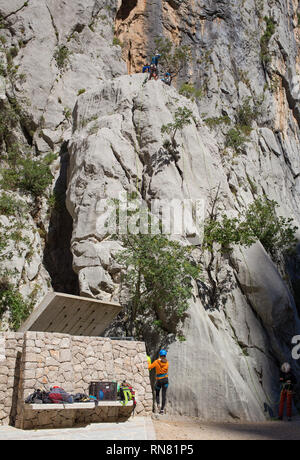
[0,0,300,422]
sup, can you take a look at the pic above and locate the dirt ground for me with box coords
[152,415,300,441]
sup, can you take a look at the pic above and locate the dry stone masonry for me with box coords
[0,332,152,429]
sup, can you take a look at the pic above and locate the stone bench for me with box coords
[21,400,135,430]
[24,401,134,411]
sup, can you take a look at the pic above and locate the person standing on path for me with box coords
[147,349,169,415]
[278,362,297,421]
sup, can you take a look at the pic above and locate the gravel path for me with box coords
[153,415,300,440]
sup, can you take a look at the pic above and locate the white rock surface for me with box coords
[66,73,300,421]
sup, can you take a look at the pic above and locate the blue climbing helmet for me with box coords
[159,349,167,357]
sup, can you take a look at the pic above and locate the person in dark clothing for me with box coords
[151,53,161,67]
[161,72,173,86]
[149,63,158,81]
[278,362,297,421]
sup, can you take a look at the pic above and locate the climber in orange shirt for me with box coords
[148,349,169,415]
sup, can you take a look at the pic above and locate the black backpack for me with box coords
[25,389,52,404]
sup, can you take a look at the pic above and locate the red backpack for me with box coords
[48,386,73,404]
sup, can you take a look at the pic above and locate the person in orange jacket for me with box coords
[148,349,169,414]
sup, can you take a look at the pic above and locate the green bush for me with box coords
[204,116,231,129]
[0,99,22,142]
[260,16,276,64]
[1,157,53,197]
[0,193,27,216]
[179,83,202,101]
[236,97,261,135]
[153,37,192,76]
[0,282,33,331]
[54,45,71,69]
[112,37,123,47]
[225,127,248,151]
[244,197,298,259]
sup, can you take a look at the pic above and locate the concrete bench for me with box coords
[21,400,135,430]
[24,401,134,411]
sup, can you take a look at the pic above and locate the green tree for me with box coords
[161,106,194,147]
[244,196,298,260]
[201,185,255,307]
[153,37,192,76]
[200,189,298,308]
[116,232,200,340]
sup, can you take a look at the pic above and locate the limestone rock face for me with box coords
[0,0,125,311]
[67,73,300,421]
[1,0,300,422]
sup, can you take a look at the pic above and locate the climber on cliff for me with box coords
[147,52,161,81]
[143,63,150,73]
[278,362,297,421]
[147,349,169,415]
[151,52,161,67]
[149,63,158,81]
[161,72,173,86]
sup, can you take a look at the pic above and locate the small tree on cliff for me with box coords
[244,196,298,261]
[153,37,192,77]
[161,106,194,150]
[200,187,298,309]
[116,232,199,340]
[111,194,200,340]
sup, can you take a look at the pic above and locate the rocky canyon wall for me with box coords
[0,0,300,421]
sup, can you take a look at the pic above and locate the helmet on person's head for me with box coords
[166,72,170,76]
[159,349,167,357]
[281,362,291,373]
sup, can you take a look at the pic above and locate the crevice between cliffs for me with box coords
[43,141,80,296]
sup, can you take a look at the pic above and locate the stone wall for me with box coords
[0,332,153,429]
[0,333,24,426]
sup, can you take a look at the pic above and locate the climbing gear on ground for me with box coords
[89,381,118,401]
[25,389,52,404]
[73,393,91,402]
[119,381,137,415]
[48,386,74,404]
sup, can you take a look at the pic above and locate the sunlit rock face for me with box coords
[1,0,300,421]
